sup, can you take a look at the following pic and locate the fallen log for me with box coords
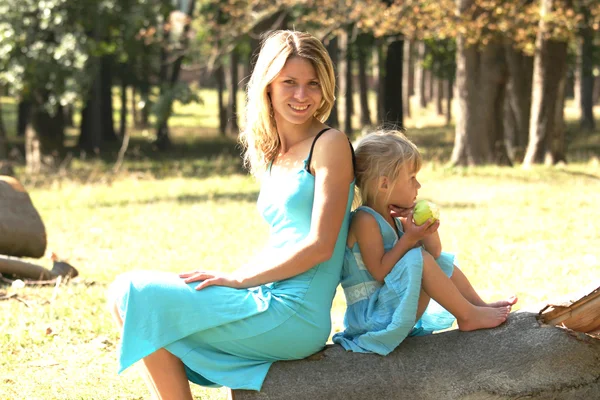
[0,255,78,281]
[0,176,47,258]
[234,311,600,400]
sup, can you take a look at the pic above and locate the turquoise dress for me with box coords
[332,206,456,355]
[109,130,355,391]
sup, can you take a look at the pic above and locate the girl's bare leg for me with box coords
[111,302,193,400]
[450,266,518,308]
[421,251,509,332]
[415,289,431,322]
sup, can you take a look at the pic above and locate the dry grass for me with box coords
[1,92,599,400]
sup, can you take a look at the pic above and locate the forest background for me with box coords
[0,0,599,399]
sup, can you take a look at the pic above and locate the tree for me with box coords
[577,2,596,131]
[0,0,93,171]
[524,0,571,166]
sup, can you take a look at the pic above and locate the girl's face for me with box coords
[267,56,323,127]
[387,166,421,209]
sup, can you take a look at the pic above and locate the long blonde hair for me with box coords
[239,30,336,176]
[354,130,422,207]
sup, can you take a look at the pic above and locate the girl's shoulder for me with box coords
[351,207,382,231]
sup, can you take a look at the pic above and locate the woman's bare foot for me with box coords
[457,305,510,332]
[485,295,518,308]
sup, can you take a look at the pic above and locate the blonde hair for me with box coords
[354,130,422,207]
[239,30,336,176]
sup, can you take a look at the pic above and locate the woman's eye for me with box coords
[284,80,294,84]
[309,81,320,86]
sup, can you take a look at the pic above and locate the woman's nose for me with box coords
[294,85,308,100]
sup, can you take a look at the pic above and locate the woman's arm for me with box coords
[183,129,354,290]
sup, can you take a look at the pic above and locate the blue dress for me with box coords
[109,133,355,391]
[332,206,456,355]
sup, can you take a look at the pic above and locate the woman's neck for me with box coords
[275,117,321,152]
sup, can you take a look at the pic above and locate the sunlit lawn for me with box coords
[1,92,599,399]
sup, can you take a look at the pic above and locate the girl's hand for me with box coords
[398,211,440,244]
[389,204,413,219]
[179,271,244,290]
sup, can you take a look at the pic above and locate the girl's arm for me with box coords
[421,231,442,259]
[355,212,440,283]
[182,129,354,290]
[353,212,419,282]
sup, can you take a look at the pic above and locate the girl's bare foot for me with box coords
[457,305,510,332]
[486,295,518,308]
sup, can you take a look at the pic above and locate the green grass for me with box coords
[1,91,600,400]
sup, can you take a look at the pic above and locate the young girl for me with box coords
[109,31,355,399]
[333,131,517,355]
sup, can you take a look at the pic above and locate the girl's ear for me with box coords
[377,176,389,191]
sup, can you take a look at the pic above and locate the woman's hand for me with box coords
[179,271,244,290]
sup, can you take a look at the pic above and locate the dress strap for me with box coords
[305,128,357,175]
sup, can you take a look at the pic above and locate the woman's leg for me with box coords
[420,251,509,331]
[111,302,194,400]
[450,266,518,308]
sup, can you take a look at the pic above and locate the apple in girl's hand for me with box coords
[413,200,440,226]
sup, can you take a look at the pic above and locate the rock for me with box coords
[234,312,600,400]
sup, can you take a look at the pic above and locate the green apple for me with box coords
[413,200,440,226]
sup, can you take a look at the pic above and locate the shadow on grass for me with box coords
[94,191,259,208]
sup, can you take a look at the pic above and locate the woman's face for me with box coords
[267,56,323,127]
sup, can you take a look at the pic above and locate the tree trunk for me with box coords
[402,39,413,118]
[79,73,104,153]
[383,39,404,128]
[0,95,7,160]
[139,63,150,128]
[451,0,487,167]
[504,42,533,159]
[376,41,385,124]
[120,77,127,138]
[17,99,31,137]
[573,44,581,111]
[155,0,196,149]
[546,70,567,165]
[101,56,117,142]
[344,29,354,134]
[415,41,427,109]
[593,75,600,105]
[408,39,415,97]
[523,0,569,167]
[480,42,511,166]
[131,86,138,127]
[435,76,444,116]
[234,312,600,400]
[326,37,339,129]
[426,69,434,105]
[63,104,74,127]
[357,35,372,127]
[226,49,240,136]
[216,64,227,136]
[445,78,453,126]
[579,13,595,131]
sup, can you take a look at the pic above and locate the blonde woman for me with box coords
[108,30,355,399]
[333,131,516,355]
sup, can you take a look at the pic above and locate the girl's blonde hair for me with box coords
[354,130,422,207]
[239,30,336,176]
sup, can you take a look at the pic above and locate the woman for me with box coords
[108,30,355,399]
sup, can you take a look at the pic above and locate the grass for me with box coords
[1,91,600,400]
